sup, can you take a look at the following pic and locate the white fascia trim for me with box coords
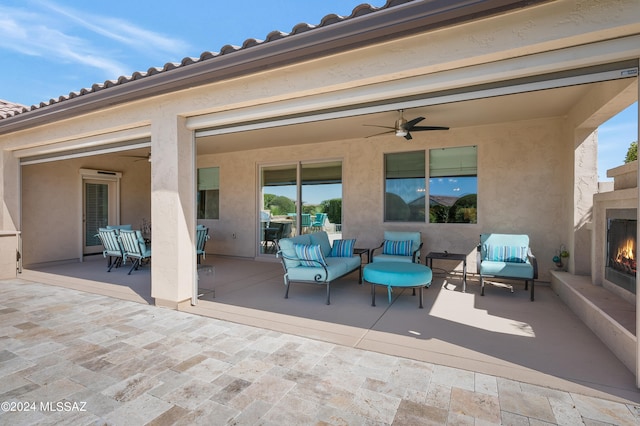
[190,34,640,137]
[19,140,151,166]
[15,126,152,165]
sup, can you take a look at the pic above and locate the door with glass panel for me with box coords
[259,161,342,255]
[83,178,119,255]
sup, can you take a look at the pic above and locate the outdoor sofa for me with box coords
[276,231,362,304]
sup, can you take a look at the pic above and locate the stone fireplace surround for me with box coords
[593,161,638,304]
[551,161,637,375]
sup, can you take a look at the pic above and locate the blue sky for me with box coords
[1,0,636,182]
[0,0,385,107]
[598,102,638,181]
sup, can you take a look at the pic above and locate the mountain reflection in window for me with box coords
[429,146,477,223]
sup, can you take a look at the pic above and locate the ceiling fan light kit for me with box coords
[395,118,408,137]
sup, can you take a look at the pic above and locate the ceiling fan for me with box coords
[365,109,449,140]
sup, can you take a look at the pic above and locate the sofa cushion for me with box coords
[484,245,528,263]
[330,239,356,257]
[294,244,327,267]
[286,255,360,283]
[480,260,534,279]
[382,239,412,256]
[278,234,312,267]
[309,231,332,258]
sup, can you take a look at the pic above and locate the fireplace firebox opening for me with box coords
[606,217,637,295]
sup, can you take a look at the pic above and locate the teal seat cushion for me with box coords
[364,262,432,287]
[286,256,360,282]
[364,262,432,304]
[480,261,533,279]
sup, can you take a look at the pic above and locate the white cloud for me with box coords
[0,7,128,77]
[599,121,637,136]
[36,0,190,56]
[0,1,190,80]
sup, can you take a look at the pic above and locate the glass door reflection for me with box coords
[260,164,297,255]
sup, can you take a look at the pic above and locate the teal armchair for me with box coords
[118,229,151,275]
[96,228,125,272]
[371,231,423,263]
[311,213,327,231]
[301,213,312,234]
[477,233,538,301]
[196,225,210,264]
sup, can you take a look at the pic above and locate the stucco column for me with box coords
[150,115,196,308]
[572,129,598,275]
[0,151,20,279]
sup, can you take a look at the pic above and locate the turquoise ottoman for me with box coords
[363,262,432,308]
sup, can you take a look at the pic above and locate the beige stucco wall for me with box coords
[197,116,571,283]
[21,156,150,265]
[0,233,18,278]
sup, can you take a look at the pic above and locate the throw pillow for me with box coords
[485,245,528,263]
[382,239,412,256]
[330,239,356,257]
[294,244,327,267]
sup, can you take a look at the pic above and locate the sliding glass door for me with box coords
[259,161,342,255]
[83,178,119,255]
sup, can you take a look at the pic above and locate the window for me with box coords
[197,167,219,219]
[429,146,477,223]
[384,151,425,222]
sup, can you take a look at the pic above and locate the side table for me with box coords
[425,251,467,292]
[354,248,370,264]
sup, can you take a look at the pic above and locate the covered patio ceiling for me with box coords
[195,77,638,155]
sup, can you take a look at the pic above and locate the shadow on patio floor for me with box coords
[23,254,640,403]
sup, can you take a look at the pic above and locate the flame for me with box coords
[615,237,635,262]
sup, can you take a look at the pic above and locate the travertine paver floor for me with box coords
[1,279,639,425]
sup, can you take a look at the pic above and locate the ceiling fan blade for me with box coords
[366,130,394,138]
[404,132,413,140]
[363,124,395,130]
[404,116,425,129]
[410,125,450,131]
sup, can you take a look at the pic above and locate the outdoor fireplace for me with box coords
[605,218,637,294]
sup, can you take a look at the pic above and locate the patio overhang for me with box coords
[0,0,551,135]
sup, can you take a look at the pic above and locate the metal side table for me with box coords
[425,251,467,292]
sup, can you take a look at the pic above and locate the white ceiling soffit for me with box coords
[18,139,151,165]
[194,59,638,138]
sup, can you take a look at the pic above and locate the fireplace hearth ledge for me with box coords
[551,271,636,374]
